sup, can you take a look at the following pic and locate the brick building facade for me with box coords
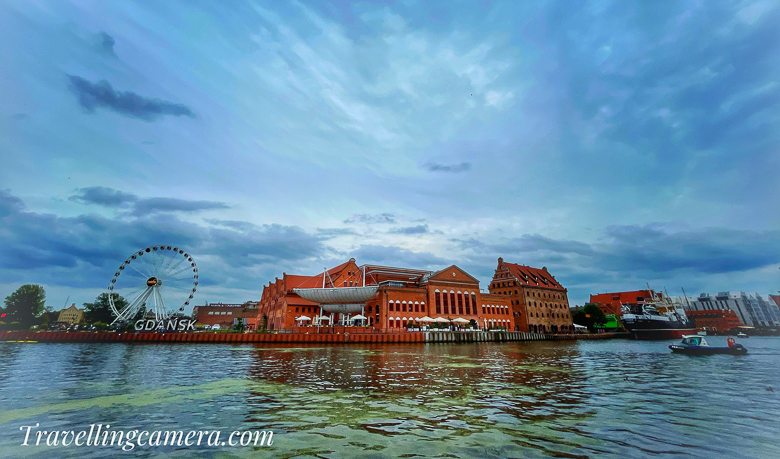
[192,302,259,330]
[685,309,742,334]
[257,259,515,332]
[589,290,658,316]
[488,258,573,333]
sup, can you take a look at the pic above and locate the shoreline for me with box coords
[0,330,629,344]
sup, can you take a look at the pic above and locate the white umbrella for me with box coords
[452,317,469,324]
[351,314,367,320]
[296,315,312,321]
[434,317,450,323]
[418,316,435,322]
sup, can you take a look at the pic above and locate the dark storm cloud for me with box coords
[69,187,229,215]
[205,224,324,268]
[130,198,229,216]
[423,162,471,173]
[69,186,137,207]
[389,224,429,235]
[478,226,780,279]
[1,189,26,217]
[98,32,116,55]
[67,75,195,121]
[0,190,325,287]
[343,213,396,224]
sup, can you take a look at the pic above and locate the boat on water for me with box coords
[669,335,747,355]
[737,332,749,338]
[620,291,696,339]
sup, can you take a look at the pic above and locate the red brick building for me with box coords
[685,309,742,334]
[192,302,259,330]
[257,259,514,332]
[589,290,659,316]
[489,258,573,333]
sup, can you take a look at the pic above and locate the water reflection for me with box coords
[0,339,778,458]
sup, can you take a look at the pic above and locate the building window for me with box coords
[457,293,464,315]
[465,293,471,315]
[449,291,456,315]
[402,302,407,312]
[435,291,442,314]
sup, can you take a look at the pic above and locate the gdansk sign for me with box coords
[134,318,197,331]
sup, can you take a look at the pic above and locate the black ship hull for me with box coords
[622,318,696,340]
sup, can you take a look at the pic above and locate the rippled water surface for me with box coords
[1,337,779,458]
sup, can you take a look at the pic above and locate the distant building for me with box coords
[192,303,258,330]
[589,290,658,316]
[489,258,573,333]
[685,309,742,334]
[57,304,84,325]
[683,292,780,328]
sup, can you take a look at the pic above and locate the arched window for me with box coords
[449,291,456,316]
[457,292,464,315]
[402,301,407,312]
[464,293,471,315]
[389,301,394,312]
[414,301,420,313]
[435,290,442,314]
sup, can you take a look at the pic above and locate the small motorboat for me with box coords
[669,335,747,355]
[737,332,748,338]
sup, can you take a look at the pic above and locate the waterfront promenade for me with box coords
[0,330,627,344]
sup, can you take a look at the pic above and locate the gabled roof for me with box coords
[502,262,564,290]
[424,265,480,284]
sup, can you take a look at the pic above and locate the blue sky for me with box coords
[1,0,778,311]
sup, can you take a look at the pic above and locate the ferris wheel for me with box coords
[108,246,198,324]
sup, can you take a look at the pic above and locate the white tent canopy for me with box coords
[295,315,312,321]
[452,317,470,323]
[350,314,367,320]
[293,286,378,304]
[573,323,587,329]
[434,317,450,323]
[418,316,435,322]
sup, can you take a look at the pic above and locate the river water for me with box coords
[0,337,778,458]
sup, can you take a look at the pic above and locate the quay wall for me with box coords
[0,330,627,344]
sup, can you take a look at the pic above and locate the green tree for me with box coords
[572,304,607,332]
[4,284,46,326]
[84,293,127,325]
[261,313,268,332]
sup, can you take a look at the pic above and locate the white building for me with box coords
[682,292,780,327]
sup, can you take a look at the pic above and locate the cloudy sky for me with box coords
[1,0,778,311]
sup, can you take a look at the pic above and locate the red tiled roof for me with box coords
[503,262,564,290]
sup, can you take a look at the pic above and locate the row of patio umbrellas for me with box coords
[294,315,471,323]
[295,315,368,321]
[415,316,470,324]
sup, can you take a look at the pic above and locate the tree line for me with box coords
[1,284,129,330]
